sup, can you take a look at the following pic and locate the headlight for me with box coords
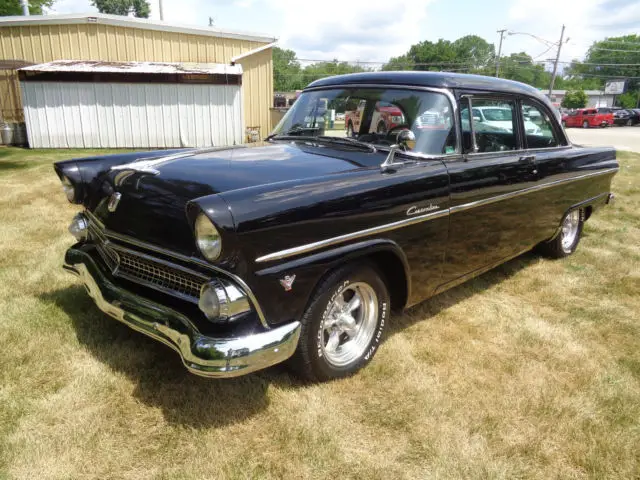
[68,213,88,241]
[195,213,222,261]
[62,176,75,202]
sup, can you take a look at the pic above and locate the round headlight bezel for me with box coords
[195,213,222,262]
[61,176,75,203]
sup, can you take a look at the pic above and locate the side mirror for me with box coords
[381,129,416,173]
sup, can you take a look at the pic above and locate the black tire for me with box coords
[289,263,390,382]
[582,120,589,129]
[562,120,567,128]
[626,119,633,126]
[539,209,584,259]
[376,121,387,134]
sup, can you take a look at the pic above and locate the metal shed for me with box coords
[0,14,276,145]
[19,60,244,148]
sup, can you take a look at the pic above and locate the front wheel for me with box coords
[562,120,567,128]
[289,263,390,381]
[583,120,589,129]
[627,119,633,126]
[539,209,584,258]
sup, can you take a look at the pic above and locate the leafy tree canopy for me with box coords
[561,89,588,108]
[0,0,53,15]
[273,47,366,92]
[91,0,150,17]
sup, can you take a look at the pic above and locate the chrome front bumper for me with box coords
[63,247,301,378]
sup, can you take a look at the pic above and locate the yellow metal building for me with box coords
[0,13,276,142]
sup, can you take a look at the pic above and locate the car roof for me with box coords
[307,71,548,102]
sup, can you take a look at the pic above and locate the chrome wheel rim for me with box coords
[561,210,580,251]
[321,282,378,367]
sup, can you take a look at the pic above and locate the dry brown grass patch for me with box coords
[0,147,638,479]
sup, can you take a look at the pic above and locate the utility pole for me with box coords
[158,0,164,20]
[20,0,29,15]
[495,29,507,77]
[548,24,566,97]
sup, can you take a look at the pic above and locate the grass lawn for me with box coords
[0,147,638,479]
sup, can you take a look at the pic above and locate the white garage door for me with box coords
[21,82,243,149]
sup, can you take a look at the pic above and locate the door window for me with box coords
[522,102,564,148]
[460,98,518,153]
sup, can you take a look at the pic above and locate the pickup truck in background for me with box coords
[562,108,614,128]
[345,100,404,137]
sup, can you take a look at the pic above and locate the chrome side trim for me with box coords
[255,208,450,263]
[84,210,270,329]
[450,168,619,214]
[255,167,618,264]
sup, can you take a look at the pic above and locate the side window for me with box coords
[522,101,563,148]
[460,98,518,153]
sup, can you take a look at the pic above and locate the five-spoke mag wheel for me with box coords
[290,263,390,381]
[321,282,378,367]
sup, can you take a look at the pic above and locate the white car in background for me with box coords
[464,106,542,135]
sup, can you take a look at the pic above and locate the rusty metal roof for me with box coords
[19,60,243,76]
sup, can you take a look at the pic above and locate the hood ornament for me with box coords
[107,192,122,212]
[279,274,296,292]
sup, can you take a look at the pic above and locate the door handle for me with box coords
[519,155,536,164]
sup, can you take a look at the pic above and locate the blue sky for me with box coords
[48,0,640,67]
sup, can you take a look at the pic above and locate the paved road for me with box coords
[566,126,640,153]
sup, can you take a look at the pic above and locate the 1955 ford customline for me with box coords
[56,72,618,381]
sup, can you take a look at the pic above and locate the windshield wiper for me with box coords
[315,136,377,153]
[265,126,321,141]
[267,134,377,153]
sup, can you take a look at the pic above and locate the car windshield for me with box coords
[270,87,456,156]
[481,108,513,122]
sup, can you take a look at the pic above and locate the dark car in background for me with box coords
[613,109,640,126]
[56,72,618,381]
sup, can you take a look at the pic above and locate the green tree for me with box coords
[617,91,639,108]
[565,34,640,91]
[273,47,304,92]
[561,89,588,108]
[0,0,54,15]
[383,35,494,73]
[91,0,150,17]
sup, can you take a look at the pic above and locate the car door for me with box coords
[437,93,540,291]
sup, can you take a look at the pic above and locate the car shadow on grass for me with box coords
[41,251,539,427]
[389,252,539,336]
[41,285,302,429]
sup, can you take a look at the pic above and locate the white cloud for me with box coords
[272,0,434,62]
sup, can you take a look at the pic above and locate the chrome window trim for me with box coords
[255,167,618,264]
[300,83,461,157]
[84,210,270,329]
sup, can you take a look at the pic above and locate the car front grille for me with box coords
[87,218,208,303]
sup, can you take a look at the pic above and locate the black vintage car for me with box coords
[56,72,618,381]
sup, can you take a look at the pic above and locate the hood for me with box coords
[93,141,381,253]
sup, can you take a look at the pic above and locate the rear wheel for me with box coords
[539,209,584,258]
[289,263,390,381]
[582,120,589,128]
[562,120,567,128]
[376,121,387,135]
[627,119,633,126]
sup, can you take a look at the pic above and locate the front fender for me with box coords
[253,238,411,326]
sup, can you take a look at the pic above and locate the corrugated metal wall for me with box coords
[21,81,243,148]
[0,23,272,137]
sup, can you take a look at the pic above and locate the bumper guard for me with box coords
[63,247,301,378]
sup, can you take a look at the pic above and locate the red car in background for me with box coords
[562,108,614,128]
[345,100,404,136]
